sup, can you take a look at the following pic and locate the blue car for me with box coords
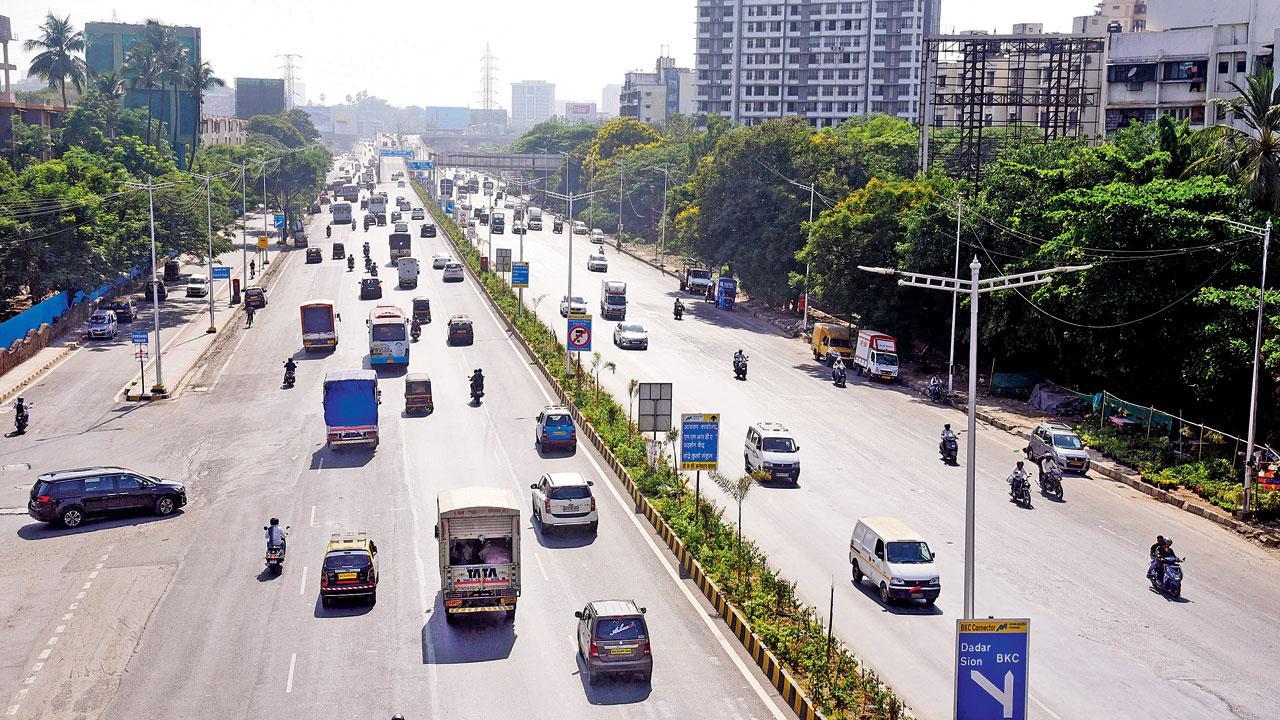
[535,405,577,453]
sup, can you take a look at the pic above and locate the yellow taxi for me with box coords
[320,532,379,607]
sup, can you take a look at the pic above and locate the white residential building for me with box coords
[510,80,555,130]
[695,0,942,127]
[621,56,697,124]
[601,84,622,116]
[200,116,247,147]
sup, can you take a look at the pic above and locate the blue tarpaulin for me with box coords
[0,292,71,349]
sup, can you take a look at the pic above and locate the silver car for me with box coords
[1026,422,1090,474]
[613,323,648,350]
[587,252,608,272]
[559,295,587,316]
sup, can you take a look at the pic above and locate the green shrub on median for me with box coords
[417,181,907,719]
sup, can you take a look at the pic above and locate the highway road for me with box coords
[449,166,1280,720]
[0,152,786,720]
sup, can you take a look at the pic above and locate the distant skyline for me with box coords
[8,1,1098,110]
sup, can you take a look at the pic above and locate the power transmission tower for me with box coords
[277,53,303,109]
[479,44,499,111]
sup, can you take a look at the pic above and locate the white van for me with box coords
[185,273,209,297]
[397,257,420,289]
[743,422,800,484]
[848,516,940,605]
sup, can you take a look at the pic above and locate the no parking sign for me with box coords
[567,315,592,352]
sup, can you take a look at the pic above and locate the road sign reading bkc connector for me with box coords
[955,619,1030,720]
[680,413,720,470]
[566,315,592,352]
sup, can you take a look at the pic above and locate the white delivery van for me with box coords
[397,256,420,289]
[848,516,940,605]
[185,273,209,297]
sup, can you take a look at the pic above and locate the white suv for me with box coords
[530,472,597,535]
[744,422,801,484]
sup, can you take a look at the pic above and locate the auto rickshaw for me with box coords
[552,217,564,234]
[404,373,433,414]
[412,296,432,325]
[332,241,346,260]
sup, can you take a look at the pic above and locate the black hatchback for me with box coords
[29,466,187,528]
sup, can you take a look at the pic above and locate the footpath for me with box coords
[611,236,1280,548]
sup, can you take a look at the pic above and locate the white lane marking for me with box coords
[1033,695,1062,719]
[45,638,56,647]
[6,705,16,716]
[206,349,239,393]
[298,566,308,595]
[74,592,85,599]
[61,614,72,621]
[398,434,442,718]
[463,272,785,718]
[93,563,102,570]
[81,582,91,590]
[53,626,64,635]
[37,650,50,661]
[285,652,296,693]
[88,571,98,579]
[20,678,32,686]
[532,552,550,581]
[1099,526,1138,546]
[309,505,316,527]
[66,603,77,611]
[29,664,41,674]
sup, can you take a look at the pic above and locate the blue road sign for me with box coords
[956,619,1030,720]
[445,200,455,214]
[273,214,285,229]
[211,266,231,280]
[380,149,413,157]
[680,413,720,470]
[566,315,592,352]
[511,261,529,288]
[131,331,149,345]
[407,160,433,170]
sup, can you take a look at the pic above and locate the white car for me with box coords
[572,221,588,235]
[394,222,409,233]
[559,295,587,316]
[612,322,648,350]
[743,421,801,484]
[587,251,608,272]
[411,208,425,220]
[185,273,209,297]
[530,472,597,534]
[442,262,465,282]
[590,229,605,244]
[431,254,453,269]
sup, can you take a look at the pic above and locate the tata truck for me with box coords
[678,265,714,295]
[600,280,627,319]
[853,329,899,381]
[436,487,521,624]
[322,370,381,450]
[389,233,412,261]
[527,207,543,230]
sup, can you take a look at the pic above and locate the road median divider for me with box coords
[420,181,909,720]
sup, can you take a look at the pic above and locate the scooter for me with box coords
[673,304,684,320]
[928,383,946,404]
[326,225,332,239]
[14,410,28,435]
[411,322,421,342]
[832,365,847,388]
[733,356,748,381]
[1149,556,1184,598]
[264,526,290,573]
[283,364,296,389]
[939,436,958,464]
[347,255,355,272]
[350,220,356,231]
[369,264,378,278]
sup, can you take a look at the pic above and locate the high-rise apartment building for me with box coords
[695,0,941,126]
[510,80,555,130]
[621,56,697,124]
[1073,1,1150,34]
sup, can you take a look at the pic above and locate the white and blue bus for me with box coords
[331,201,353,225]
[367,305,409,365]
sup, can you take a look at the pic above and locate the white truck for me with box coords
[600,280,627,319]
[397,256,420,289]
[527,207,543,230]
[436,487,521,624]
[678,265,714,295]
[853,329,899,381]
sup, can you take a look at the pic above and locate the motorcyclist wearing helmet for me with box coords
[1148,535,1174,581]
[1008,461,1030,497]
[470,368,485,395]
[265,517,288,555]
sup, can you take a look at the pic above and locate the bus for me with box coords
[341,183,360,202]
[369,193,388,215]
[300,300,338,351]
[367,305,409,365]
[331,202,353,224]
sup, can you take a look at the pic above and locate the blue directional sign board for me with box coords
[511,261,529,288]
[445,200,455,214]
[131,331,149,344]
[407,160,433,170]
[380,149,413,157]
[211,266,231,280]
[955,619,1030,720]
[680,413,720,470]
[273,214,285,229]
[566,315,592,352]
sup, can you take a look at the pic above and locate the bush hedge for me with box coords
[418,181,908,719]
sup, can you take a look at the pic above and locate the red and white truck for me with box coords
[853,329,899,381]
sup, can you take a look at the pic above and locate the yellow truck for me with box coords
[811,322,854,366]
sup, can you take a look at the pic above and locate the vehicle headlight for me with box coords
[929,577,940,585]
[890,577,905,585]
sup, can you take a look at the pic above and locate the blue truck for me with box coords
[323,370,381,450]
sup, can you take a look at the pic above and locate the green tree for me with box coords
[832,114,919,181]
[1197,68,1280,212]
[6,118,54,172]
[183,60,224,170]
[23,13,88,109]
[583,117,662,173]
[247,115,305,148]
[124,35,164,146]
[282,108,320,143]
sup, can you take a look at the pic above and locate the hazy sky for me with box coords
[8,0,1098,109]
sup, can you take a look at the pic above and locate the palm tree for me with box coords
[124,42,162,146]
[1199,68,1280,212]
[91,68,126,105]
[23,13,88,109]
[184,59,224,170]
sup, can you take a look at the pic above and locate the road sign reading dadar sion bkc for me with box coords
[566,315,592,352]
[680,413,720,470]
[955,618,1030,720]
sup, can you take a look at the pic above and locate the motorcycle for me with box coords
[470,380,485,404]
[363,242,370,259]
[1038,466,1064,500]
[733,356,748,381]
[347,255,355,272]
[326,225,332,239]
[364,223,369,233]
[832,365,847,388]
[350,220,356,231]
[14,409,29,435]
[369,264,378,278]
[928,382,946,404]
[264,525,290,573]
[939,436,958,464]
[283,363,296,389]
[673,303,684,320]
[411,321,421,342]
[1009,474,1033,507]
[1149,555,1184,598]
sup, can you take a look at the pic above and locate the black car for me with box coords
[376,213,387,226]
[106,297,137,322]
[419,223,437,238]
[360,277,383,300]
[29,466,187,528]
[141,279,167,302]
[306,247,323,263]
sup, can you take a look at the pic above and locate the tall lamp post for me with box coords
[178,168,219,333]
[1210,216,1273,514]
[545,187,603,375]
[124,177,177,396]
[858,258,1090,618]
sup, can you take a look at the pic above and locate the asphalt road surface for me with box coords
[449,164,1280,720]
[0,155,786,720]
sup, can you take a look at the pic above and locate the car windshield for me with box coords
[90,314,111,323]
[545,414,572,427]
[323,551,371,571]
[548,485,591,500]
[566,297,584,305]
[875,352,899,367]
[762,437,796,453]
[828,336,852,348]
[371,323,405,342]
[886,541,933,564]
[620,324,644,333]
[594,617,647,640]
[1053,434,1084,450]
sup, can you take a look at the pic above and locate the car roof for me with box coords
[448,314,471,322]
[543,471,588,487]
[857,516,926,543]
[587,599,644,617]
[1041,422,1076,433]
[325,532,371,553]
[39,466,134,481]
[752,421,792,436]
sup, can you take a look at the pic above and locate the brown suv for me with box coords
[575,600,652,685]
[28,466,187,528]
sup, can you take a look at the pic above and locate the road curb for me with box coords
[434,201,830,720]
[0,344,78,405]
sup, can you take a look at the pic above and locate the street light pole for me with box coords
[948,194,962,396]
[261,165,270,267]
[179,168,218,333]
[659,167,669,269]
[125,178,169,395]
[546,187,604,376]
[858,258,1090,618]
[803,181,814,330]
